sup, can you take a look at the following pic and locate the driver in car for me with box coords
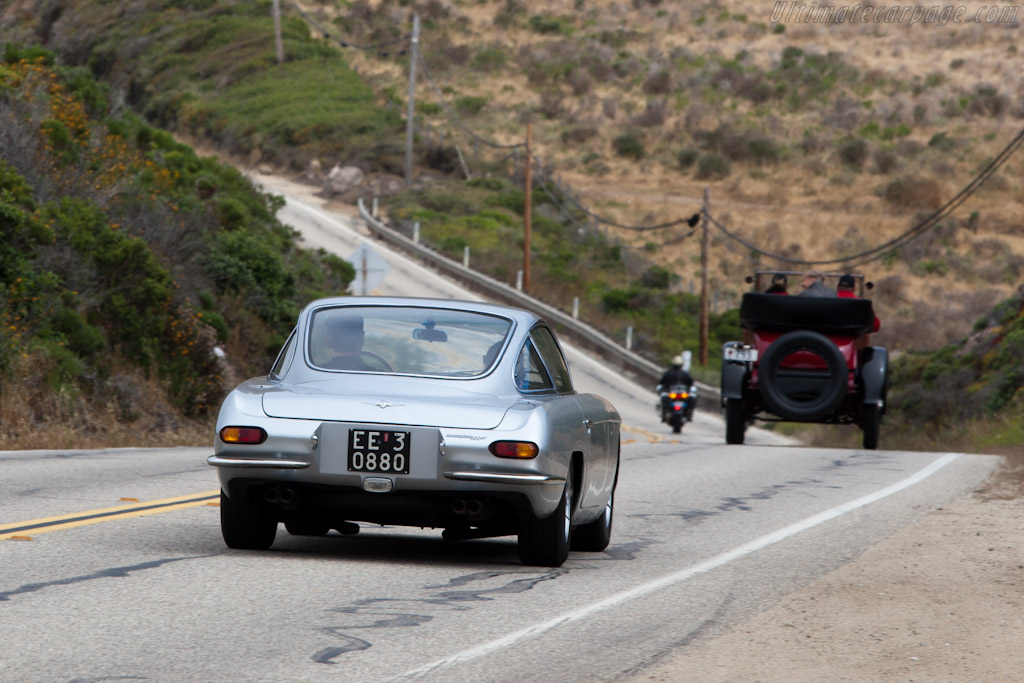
[324,314,374,371]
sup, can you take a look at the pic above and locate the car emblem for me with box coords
[366,400,402,409]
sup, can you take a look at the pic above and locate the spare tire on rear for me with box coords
[758,330,847,421]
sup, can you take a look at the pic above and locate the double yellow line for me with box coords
[1,490,220,540]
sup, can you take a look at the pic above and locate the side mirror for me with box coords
[413,328,448,343]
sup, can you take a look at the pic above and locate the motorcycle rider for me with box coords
[657,355,696,421]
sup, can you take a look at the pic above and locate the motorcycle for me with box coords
[657,383,697,434]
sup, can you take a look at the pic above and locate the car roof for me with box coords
[299,296,542,327]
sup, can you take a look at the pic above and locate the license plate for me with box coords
[348,429,411,474]
[724,347,758,362]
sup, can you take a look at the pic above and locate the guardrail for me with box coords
[356,198,720,409]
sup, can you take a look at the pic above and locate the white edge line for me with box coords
[391,452,963,681]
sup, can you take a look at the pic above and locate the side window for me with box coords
[269,329,296,379]
[530,326,574,394]
[514,340,554,392]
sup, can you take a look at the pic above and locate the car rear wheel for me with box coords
[758,330,848,421]
[725,398,745,444]
[518,463,574,567]
[571,462,616,552]
[220,490,277,550]
[862,403,880,450]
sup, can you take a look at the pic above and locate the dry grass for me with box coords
[299,0,1024,352]
[0,356,214,451]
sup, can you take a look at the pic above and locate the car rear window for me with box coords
[307,305,512,377]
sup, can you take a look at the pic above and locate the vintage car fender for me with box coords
[720,342,750,401]
[859,345,888,407]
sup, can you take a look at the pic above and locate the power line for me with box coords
[707,126,1024,267]
[529,156,700,232]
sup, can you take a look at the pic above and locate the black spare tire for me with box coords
[758,330,847,421]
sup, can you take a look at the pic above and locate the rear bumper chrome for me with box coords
[207,456,310,469]
[443,471,563,484]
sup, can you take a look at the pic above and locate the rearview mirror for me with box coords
[413,328,448,343]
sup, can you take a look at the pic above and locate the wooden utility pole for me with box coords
[272,0,284,64]
[699,188,710,366]
[404,14,420,187]
[523,123,533,292]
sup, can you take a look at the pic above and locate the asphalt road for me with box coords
[0,178,999,682]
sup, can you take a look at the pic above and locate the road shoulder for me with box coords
[632,486,1024,682]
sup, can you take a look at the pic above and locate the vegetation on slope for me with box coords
[1,0,1022,454]
[0,46,353,447]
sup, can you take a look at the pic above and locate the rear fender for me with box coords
[721,342,749,401]
[859,346,888,406]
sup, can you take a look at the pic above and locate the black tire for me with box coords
[571,460,617,552]
[670,413,683,434]
[284,519,331,536]
[220,490,277,550]
[758,330,848,421]
[518,463,574,567]
[862,403,880,450]
[725,398,745,444]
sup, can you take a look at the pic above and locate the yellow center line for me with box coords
[1,490,221,540]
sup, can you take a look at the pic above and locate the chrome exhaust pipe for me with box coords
[278,487,296,506]
[451,499,467,515]
[263,487,279,504]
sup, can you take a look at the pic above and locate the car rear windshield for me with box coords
[307,305,513,377]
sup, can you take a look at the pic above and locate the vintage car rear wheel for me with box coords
[725,397,746,444]
[571,463,616,552]
[758,330,848,421]
[220,490,277,550]
[518,463,574,567]
[861,403,880,450]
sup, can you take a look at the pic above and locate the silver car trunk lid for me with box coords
[261,379,513,429]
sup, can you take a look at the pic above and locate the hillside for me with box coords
[0,47,354,448]
[1,0,1023,453]
[322,0,1024,352]
[3,0,1022,355]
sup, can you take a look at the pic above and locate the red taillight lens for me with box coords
[489,441,539,459]
[219,426,268,444]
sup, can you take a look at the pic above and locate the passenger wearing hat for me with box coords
[797,270,836,298]
[657,354,696,419]
[766,272,789,295]
[836,274,881,332]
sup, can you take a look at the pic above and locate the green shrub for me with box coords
[695,153,731,179]
[52,307,106,358]
[838,136,869,169]
[613,131,646,160]
[528,14,574,35]
[455,95,488,116]
[678,149,699,169]
[471,46,507,71]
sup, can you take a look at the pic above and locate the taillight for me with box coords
[219,426,268,444]
[489,441,539,459]
[668,392,689,399]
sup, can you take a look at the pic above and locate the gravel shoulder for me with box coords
[630,456,1024,682]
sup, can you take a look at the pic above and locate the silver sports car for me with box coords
[208,296,621,567]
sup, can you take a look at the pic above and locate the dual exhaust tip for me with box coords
[263,486,296,506]
[451,498,486,519]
